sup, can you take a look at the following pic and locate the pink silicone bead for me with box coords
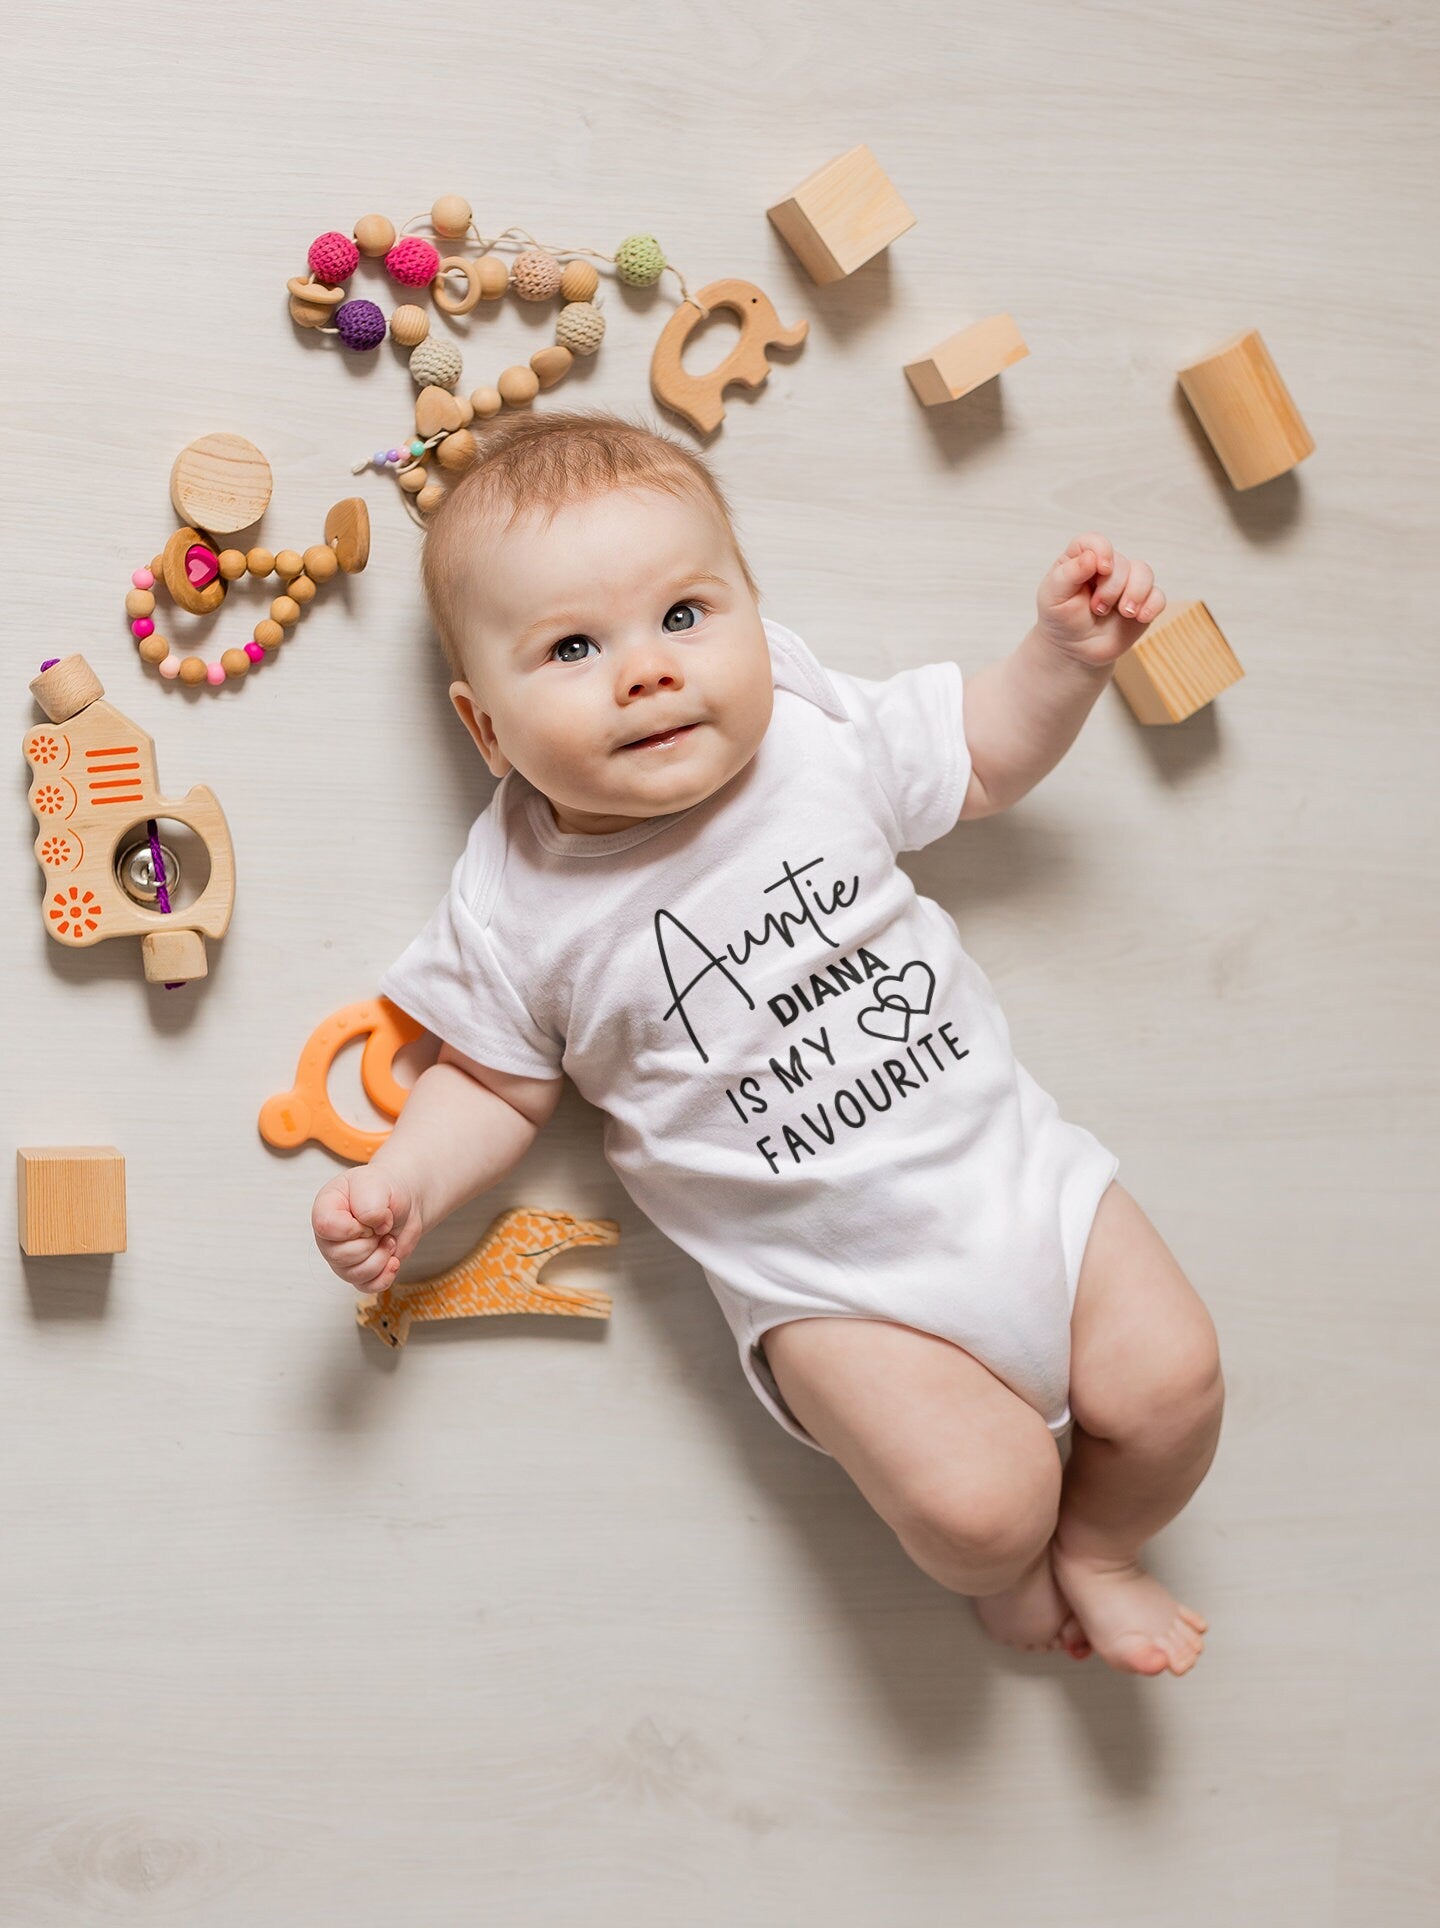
[244,640,265,663]
[131,617,154,639]
[132,567,155,590]
[206,661,227,685]
[158,655,182,680]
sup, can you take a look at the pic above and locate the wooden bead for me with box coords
[415,387,465,438]
[150,555,164,577]
[246,548,275,577]
[417,484,447,514]
[431,195,473,238]
[302,545,339,583]
[178,656,208,686]
[125,588,155,619]
[270,595,301,626]
[354,214,396,257]
[470,386,503,419]
[498,365,539,406]
[399,465,430,494]
[274,549,303,579]
[433,257,482,316]
[560,259,599,302]
[254,619,284,649]
[435,429,477,473]
[391,304,430,347]
[530,344,574,389]
[290,293,337,329]
[324,498,371,574]
[218,550,248,580]
[221,647,251,678]
[455,393,475,425]
[476,255,509,299]
[138,633,169,665]
[287,573,317,603]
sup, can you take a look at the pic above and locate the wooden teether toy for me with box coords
[356,1207,618,1347]
[649,278,809,437]
[258,996,424,1163]
[127,433,369,688]
[25,655,235,986]
[304,195,804,516]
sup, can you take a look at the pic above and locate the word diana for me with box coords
[753,1020,970,1173]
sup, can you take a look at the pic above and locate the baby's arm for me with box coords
[311,1043,563,1293]
[958,532,1166,819]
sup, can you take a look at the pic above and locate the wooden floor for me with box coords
[3,3,1436,1921]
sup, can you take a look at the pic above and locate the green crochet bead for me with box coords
[614,233,666,288]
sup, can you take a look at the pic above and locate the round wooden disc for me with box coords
[324,497,371,574]
[170,433,274,536]
[161,526,228,616]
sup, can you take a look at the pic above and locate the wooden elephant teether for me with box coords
[24,655,235,987]
[650,278,808,436]
[356,1206,619,1347]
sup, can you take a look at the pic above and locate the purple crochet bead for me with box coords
[333,299,387,352]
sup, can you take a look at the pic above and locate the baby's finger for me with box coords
[326,1231,397,1269]
[1115,559,1155,620]
[1068,532,1113,576]
[345,1166,396,1236]
[1091,551,1129,613]
[312,1193,367,1242]
[1132,585,1166,624]
[345,1243,398,1291]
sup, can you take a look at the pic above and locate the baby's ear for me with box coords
[449,681,512,779]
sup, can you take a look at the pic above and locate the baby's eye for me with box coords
[550,634,596,665]
[661,600,704,634]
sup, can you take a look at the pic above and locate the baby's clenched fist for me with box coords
[312,1165,423,1292]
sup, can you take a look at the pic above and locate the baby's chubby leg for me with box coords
[1050,1182,1225,1677]
[761,1316,1077,1652]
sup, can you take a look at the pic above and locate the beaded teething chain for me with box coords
[286,194,695,523]
[125,498,369,689]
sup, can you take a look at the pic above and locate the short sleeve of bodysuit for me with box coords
[824,657,974,851]
[377,808,564,1081]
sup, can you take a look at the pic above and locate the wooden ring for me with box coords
[433,257,482,317]
[287,275,345,310]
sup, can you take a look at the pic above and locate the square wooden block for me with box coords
[767,143,915,284]
[17,1145,127,1256]
[1177,328,1315,490]
[1112,601,1244,724]
[904,313,1030,406]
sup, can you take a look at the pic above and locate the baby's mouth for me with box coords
[617,721,700,751]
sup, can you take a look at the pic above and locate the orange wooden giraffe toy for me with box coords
[356,1206,618,1347]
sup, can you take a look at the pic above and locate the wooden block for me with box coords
[1177,328,1315,489]
[766,143,915,284]
[141,928,208,983]
[1112,600,1244,724]
[904,314,1029,406]
[17,1146,127,1256]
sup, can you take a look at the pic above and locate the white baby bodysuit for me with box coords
[378,617,1119,1454]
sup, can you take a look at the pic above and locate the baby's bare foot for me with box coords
[972,1545,1084,1655]
[1050,1542,1208,1676]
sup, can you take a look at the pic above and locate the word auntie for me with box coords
[750,1019,971,1173]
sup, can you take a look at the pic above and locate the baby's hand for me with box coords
[312,1166,423,1294]
[1036,533,1166,667]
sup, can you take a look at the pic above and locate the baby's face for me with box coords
[448,485,773,836]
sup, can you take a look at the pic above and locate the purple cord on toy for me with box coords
[145,817,183,990]
[40,658,59,671]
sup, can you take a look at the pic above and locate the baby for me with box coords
[313,409,1224,1677]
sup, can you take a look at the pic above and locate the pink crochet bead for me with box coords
[131,567,154,590]
[207,661,227,685]
[308,230,360,285]
[386,235,440,286]
[158,655,182,679]
[244,641,265,663]
[131,617,154,639]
